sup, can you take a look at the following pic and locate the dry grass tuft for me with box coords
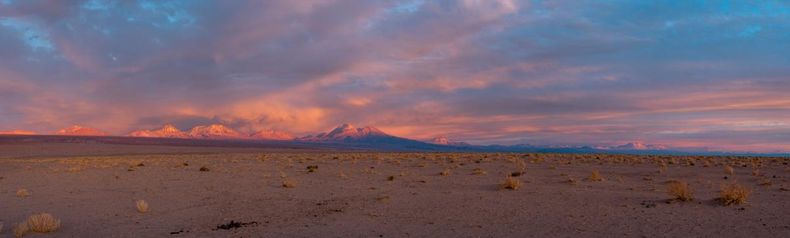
[16,188,30,198]
[501,176,521,190]
[565,177,578,185]
[136,200,149,213]
[515,159,527,174]
[666,180,694,201]
[282,179,296,188]
[440,168,451,176]
[472,168,487,175]
[14,223,28,238]
[339,171,348,179]
[588,170,604,182]
[25,213,60,233]
[306,165,318,173]
[719,183,750,206]
[724,165,734,175]
[758,178,772,186]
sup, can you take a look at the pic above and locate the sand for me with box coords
[1,144,789,237]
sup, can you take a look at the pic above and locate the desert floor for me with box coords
[1,143,789,237]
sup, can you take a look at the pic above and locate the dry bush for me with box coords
[362,167,376,174]
[14,223,28,238]
[724,165,734,175]
[25,213,60,233]
[16,188,30,198]
[136,200,149,213]
[588,170,604,181]
[758,178,772,186]
[719,183,750,206]
[667,180,694,201]
[751,169,760,177]
[282,179,296,188]
[339,171,348,179]
[199,166,210,172]
[306,165,318,173]
[472,168,487,175]
[565,177,578,185]
[501,176,521,190]
[515,159,527,174]
[440,168,451,176]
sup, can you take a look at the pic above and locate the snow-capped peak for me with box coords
[188,124,245,139]
[56,125,108,136]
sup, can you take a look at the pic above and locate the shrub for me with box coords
[282,179,296,188]
[472,168,487,175]
[440,169,451,176]
[589,170,604,181]
[758,178,772,186]
[26,213,60,233]
[501,176,521,190]
[306,165,318,173]
[16,188,30,198]
[724,165,734,175]
[136,200,149,213]
[199,166,210,172]
[667,180,693,201]
[14,222,28,238]
[566,177,578,185]
[515,159,527,173]
[719,183,750,206]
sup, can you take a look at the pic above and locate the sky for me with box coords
[0,0,789,152]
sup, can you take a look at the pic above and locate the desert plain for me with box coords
[1,142,789,238]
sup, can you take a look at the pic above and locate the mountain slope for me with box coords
[188,124,246,139]
[613,142,668,150]
[127,124,188,138]
[298,124,393,142]
[297,123,459,151]
[55,125,108,136]
[250,129,295,140]
[0,130,37,135]
[427,136,470,146]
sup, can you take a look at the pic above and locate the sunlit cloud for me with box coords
[0,0,788,152]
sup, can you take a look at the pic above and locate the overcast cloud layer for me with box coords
[1,0,789,152]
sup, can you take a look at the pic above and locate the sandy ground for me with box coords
[1,145,789,237]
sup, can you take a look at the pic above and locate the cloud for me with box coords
[0,0,788,152]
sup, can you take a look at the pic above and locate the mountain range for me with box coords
[0,123,678,151]
[427,136,471,146]
[4,123,781,156]
[0,130,37,135]
[128,124,294,141]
